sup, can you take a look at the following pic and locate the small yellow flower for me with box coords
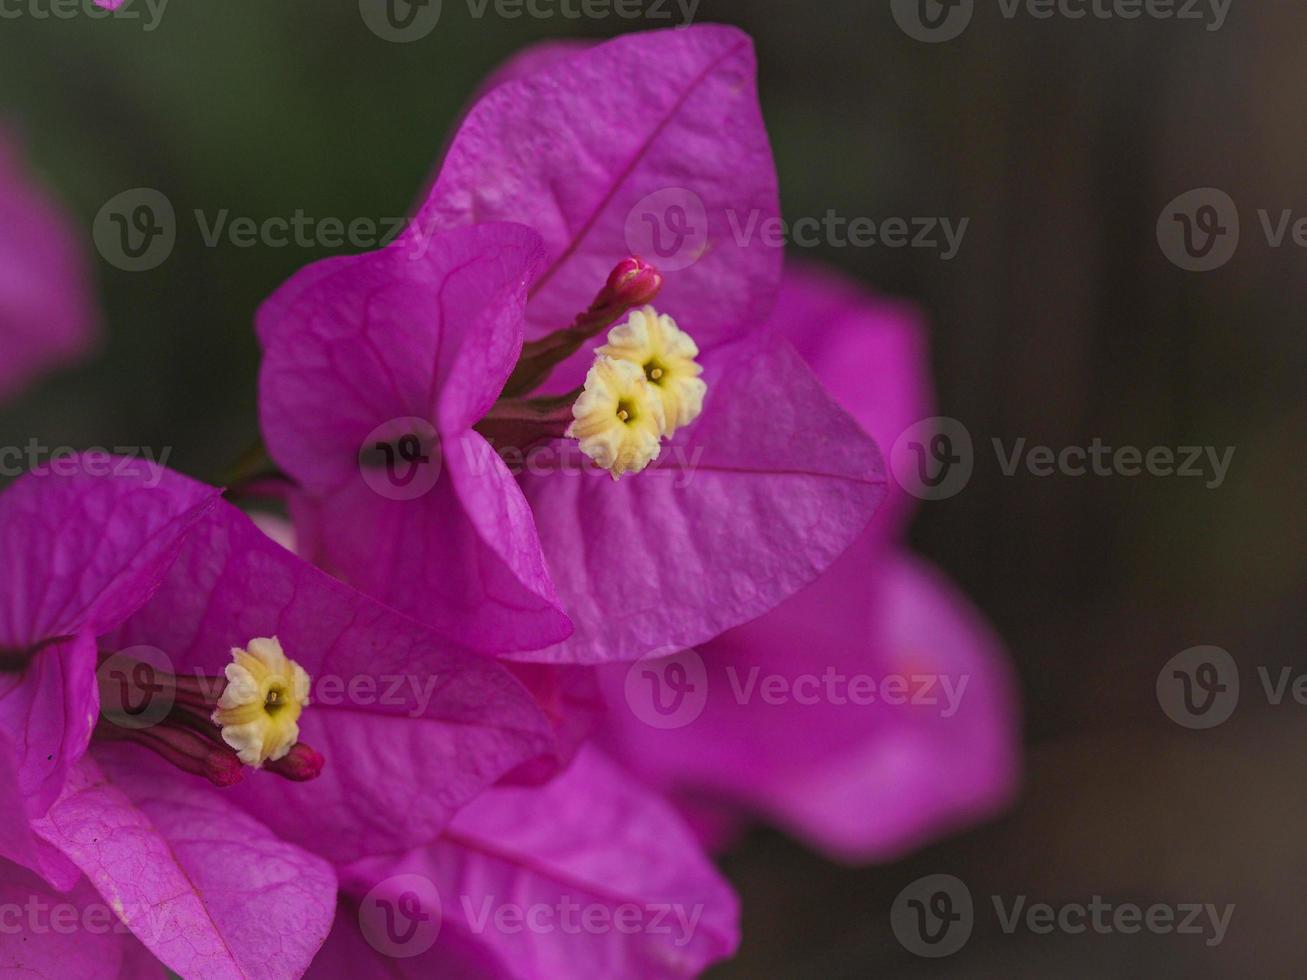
[212,637,311,768]
[568,356,666,479]
[598,306,706,436]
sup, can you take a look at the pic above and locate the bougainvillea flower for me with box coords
[0,457,555,978]
[306,747,739,980]
[259,26,886,664]
[0,858,162,979]
[0,129,98,402]
[599,264,1020,863]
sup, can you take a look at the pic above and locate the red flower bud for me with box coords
[602,255,663,309]
[265,741,325,782]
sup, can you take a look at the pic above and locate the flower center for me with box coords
[597,306,706,437]
[567,357,665,479]
[470,259,707,480]
[212,637,312,768]
[93,638,322,787]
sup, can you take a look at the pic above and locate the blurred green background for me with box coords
[3,1,1305,975]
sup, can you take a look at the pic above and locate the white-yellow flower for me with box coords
[211,637,311,768]
[568,356,666,479]
[598,306,706,436]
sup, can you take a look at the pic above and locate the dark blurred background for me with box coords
[2,1,1304,975]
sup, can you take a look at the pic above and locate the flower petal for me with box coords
[0,630,98,817]
[32,753,337,980]
[0,130,98,403]
[516,332,886,663]
[0,455,219,648]
[416,25,780,358]
[497,663,604,786]
[106,497,557,862]
[602,548,1020,863]
[258,224,571,652]
[0,859,133,979]
[0,735,80,889]
[341,746,739,980]
[768,261,932,538]
[305,902,507,980]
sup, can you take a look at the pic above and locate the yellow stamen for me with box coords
[568,357,665,479]
[211,637,311,768]
[598,306,706,436]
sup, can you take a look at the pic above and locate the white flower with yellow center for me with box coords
[211,636,311,768]
[568,356,666,479]
[597,306,706,436]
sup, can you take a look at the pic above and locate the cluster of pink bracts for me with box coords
[0,25,1017,980]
